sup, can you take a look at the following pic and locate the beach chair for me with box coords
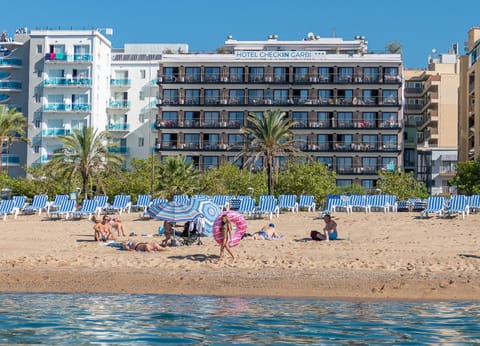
[0,200,18,221]
[298,194,316,212]
[467,195,480,213]
[444,195,468,219]
[254,195,279,220]
[23,194,49,215]
[212,195,229,210]
[348,195,370,213]
[48,199,76,220]
[385,195,397,212]
[369,195,389,213]
[322,196,340,215]
[12,195,27,210]
[104,194,131,215]
[397,200,408,211]
[151,198,168,206]
[336,195,352,213]
[93,195,109,211]
[278,194,298,213]
[173,194,189,205]
[72,199,99,220]
[237,197,256,218]
[47,194,69,215]
[421,196,445,218]
[131,194,152,213]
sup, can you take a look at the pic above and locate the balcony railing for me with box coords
[43,78,91,87]
[108,123,130,131]
[108,100,131,108]
[45,53,92,62]
[42,128,71,137]
[0,81,21,90]
[1,154,20,164]
[42,103,91,112]
[110,79,131,86]
[0,58,22,67]
[108,147,129,154]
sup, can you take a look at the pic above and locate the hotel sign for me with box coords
[235,50,326,60]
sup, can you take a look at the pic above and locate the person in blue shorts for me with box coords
[310,214,338,241]
[251,223,280,240]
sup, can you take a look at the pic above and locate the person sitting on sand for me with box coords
[250,223,280,240]
[105,215,126,237]
[310,214,338,241]
[93,215,117,242]
[121,241,166,252]
[161,220,175,247]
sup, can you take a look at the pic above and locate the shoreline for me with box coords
[0,211,479,301]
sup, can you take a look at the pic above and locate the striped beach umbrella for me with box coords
[189,196,221,235]
[147,201,201,223]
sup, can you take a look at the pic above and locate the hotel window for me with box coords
[248,89,264,104]
[34,145,40,154]
[317,134,331,150]
[292,89,308,104]
[318,89,332,104]
[315,112,332,127]
[382,90,398,104]
[337,89,354,104]
[138,137,144,147]
[140,70,146,79]
[162,133,177,148]
[228,156,243,167]
[249,67,264,82]
[73,45,90,60]
[362,180,374,190]
[336,157,353,173]
[362,135,378,151]
[292,112,308,128]
[163,89,178,104]
[185,134,200,149]
[336,134,353,150]
[47,94,64,105]
[382,112,398,127]
[337,67,353,82]
[293,135,307,150]
[362,112,377,128]
[362,67,379,83]
[162,111,177,126]
[383,67,399,80]
[337,112,353,128]
[163,67,178,81]
[71,119,87,130]
[382,157,397,171]
[203,134,219,149]
[317,157,333,169]
[185,89,200,104]
[205,67,220,82]
[204,111,219,126]
[336,179,352,187]
[229,67,244,82]
[37,45,42,54]
[185,67,201,82]
[228,134,242,146]
[185,156,200,168]
[204,89,220,104]
[273,89,288,104]
[362,157,378,173]
[273,67,288,82]
[382,135,397,150]
[229,89,244,104]
[293,67,308,82]
[49,44,65,56]
[362,89,379,105]
[228,112,244,127]
[203,156,219,169]
[317,67,332,82]
[184,111,200,127]
[139,113,145,123]
[34,119,41,128]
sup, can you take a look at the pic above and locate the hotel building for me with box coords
[404,47,460,195]
[459,27,480,163]
[155,34,404,189]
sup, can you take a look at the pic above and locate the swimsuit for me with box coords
[258,230,268,239]
[329,231,338,240]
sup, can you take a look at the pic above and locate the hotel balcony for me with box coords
[43,78,92,87]
[0,58,22,68]
[0,80,21,91]
[0,94,10,103]
[108,147,129,155]
[42,128,71,137]
[42,103,92,113]
[107,123,130,131]
[44,53,92,63]
[107,100,131,110]
[110,79,131,88]
[1,154,20,165]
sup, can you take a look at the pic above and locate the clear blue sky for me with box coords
[2,0,479,68]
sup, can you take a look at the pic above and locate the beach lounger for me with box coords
[255,195,279,220]
[72,199,99,220]
[23,194,49,215]
[12,195,27,210]
[131,194,152,213]
[173,194,189,205]
[47,194,69,215]
[0,200,18,221]
[298,194,316,212]
[444,195,468,219]
[467,195,480,213]
[48,199,76,220]
[104,194,131,215]
[93,195,109,210]
[278,194,298,213]
[421,196,445,218]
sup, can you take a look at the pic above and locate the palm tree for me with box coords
[237,109,300,195]
[46,127,123,199]
[0,105,28,175]
[157,156,199,199]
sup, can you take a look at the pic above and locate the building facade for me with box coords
[404,48,459,195]
[155,34,404,189]
[459,27,480,163]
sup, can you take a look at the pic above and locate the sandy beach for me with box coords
[0,209,479,301]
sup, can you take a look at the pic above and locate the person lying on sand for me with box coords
[121,241,166,252]
[247,223,280,240]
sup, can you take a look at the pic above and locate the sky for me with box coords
[2,0,479,68]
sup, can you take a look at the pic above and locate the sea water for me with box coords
[0,293,478,345]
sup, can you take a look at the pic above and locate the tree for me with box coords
[0,105,28,175]
[450,158,480,195]
[385,41,402,54]
[237,109,300,195]
[276,160,336,206]
[376,170,428,200]
[46,127,123,199]
[157,156,199,199]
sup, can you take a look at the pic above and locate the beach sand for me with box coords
[0,210,479,300]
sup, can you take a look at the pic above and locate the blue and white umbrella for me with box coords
[147,201,201,223]
[189,196,221,235]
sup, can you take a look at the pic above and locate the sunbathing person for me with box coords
[121,241,166,252]
[251,223,280,240]
[93,215,117,241]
